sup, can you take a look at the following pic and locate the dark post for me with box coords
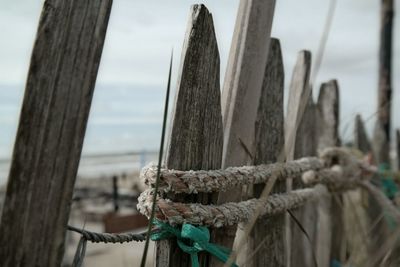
[397,130,400,170]
[156,5,224,267]
[0,1,112,266]
[373,0,394,165]
[112,176,119,212]
[249,38,285,267]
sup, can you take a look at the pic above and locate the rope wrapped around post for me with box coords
[137,186,329,227]
[137,147,368,227]
[141,157,325,194]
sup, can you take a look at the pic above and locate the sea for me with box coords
[0,83,167,184]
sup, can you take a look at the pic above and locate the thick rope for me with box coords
[141,157,324,194]
[302,165,362,191]
[137,186,328,227]
[137,147,398,227]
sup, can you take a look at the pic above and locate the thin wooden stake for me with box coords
[397,130,400,170]
[156,4,223,267]
[285,50,312,267]
[249,38,285,267]
[214,2,276,263]
[0,0,113,266]
[316,80,341,267]
[373,0,394,165]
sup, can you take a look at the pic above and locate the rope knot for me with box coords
[151,220,238,267]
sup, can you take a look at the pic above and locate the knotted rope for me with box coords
[151,220,238,267]
[138,186,328,227]
[141,157,324,194]
[137,147,369,227]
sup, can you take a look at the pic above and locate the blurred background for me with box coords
[0,0,399,182]
[0,0,399,266]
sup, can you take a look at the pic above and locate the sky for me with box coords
[0,0,399,144]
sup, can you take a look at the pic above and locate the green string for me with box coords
[378,163,399,229]
[379,163,398,199]
[151,220,238,267]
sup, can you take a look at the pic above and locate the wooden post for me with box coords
[215,0,276,255]
[112,176,119,212]
[341,114,371,266]
[291,97,318,267]
[316,80,342,267]
[397,129,400,170]
[248,38,285,267]
[373,0,394,165]
[0,1,112,266]
[354,114,371,154]
[284,50,313,267]
[156,4,223,267]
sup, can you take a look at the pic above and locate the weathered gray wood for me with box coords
[284,50,312,267]
[291,96,318,267]
[248,38,285,267]
[316,80,342,267]
[317,80,340,149]
[285,51,312,161]
[214,0,276,254]
[354,114,371,154]
[157,4,223,267]
[373,0,394,165]
[0,1,112,266]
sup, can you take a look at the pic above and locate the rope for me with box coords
[302,165,362,191]
[137,146,400,227]
[67,225,146,267]
[137,186,328,227]
[141,157,324,194]
[67,225,146,243]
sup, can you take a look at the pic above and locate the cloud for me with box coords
[1,0,399,142]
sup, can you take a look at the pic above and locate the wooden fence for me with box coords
[0,1,399,267]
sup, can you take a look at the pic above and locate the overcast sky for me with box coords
[0,0,399,141]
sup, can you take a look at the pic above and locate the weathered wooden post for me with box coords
[373,0,394,165]
[112,176,119,212]
[316,80,342,267]
[291,96,318,267]
[214,1,276,262]
[354,114,371,154]
[155,4,223,267]
[284,50,313,267]
[0,1,112,266]
[248,38,285,267]
[339,114,371,266]
[397,130,400,170]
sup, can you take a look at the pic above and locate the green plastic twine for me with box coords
[379,163,398,200]
[378,163,399,229]
[151,220,238,267]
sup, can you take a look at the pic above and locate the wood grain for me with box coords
[316,80,341,267]
[0,0,112,266]
[215,0,276,255]
[284,50,312,267]
[248,38,285,267]
[157,4,223,267]
[291,95,318,267]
